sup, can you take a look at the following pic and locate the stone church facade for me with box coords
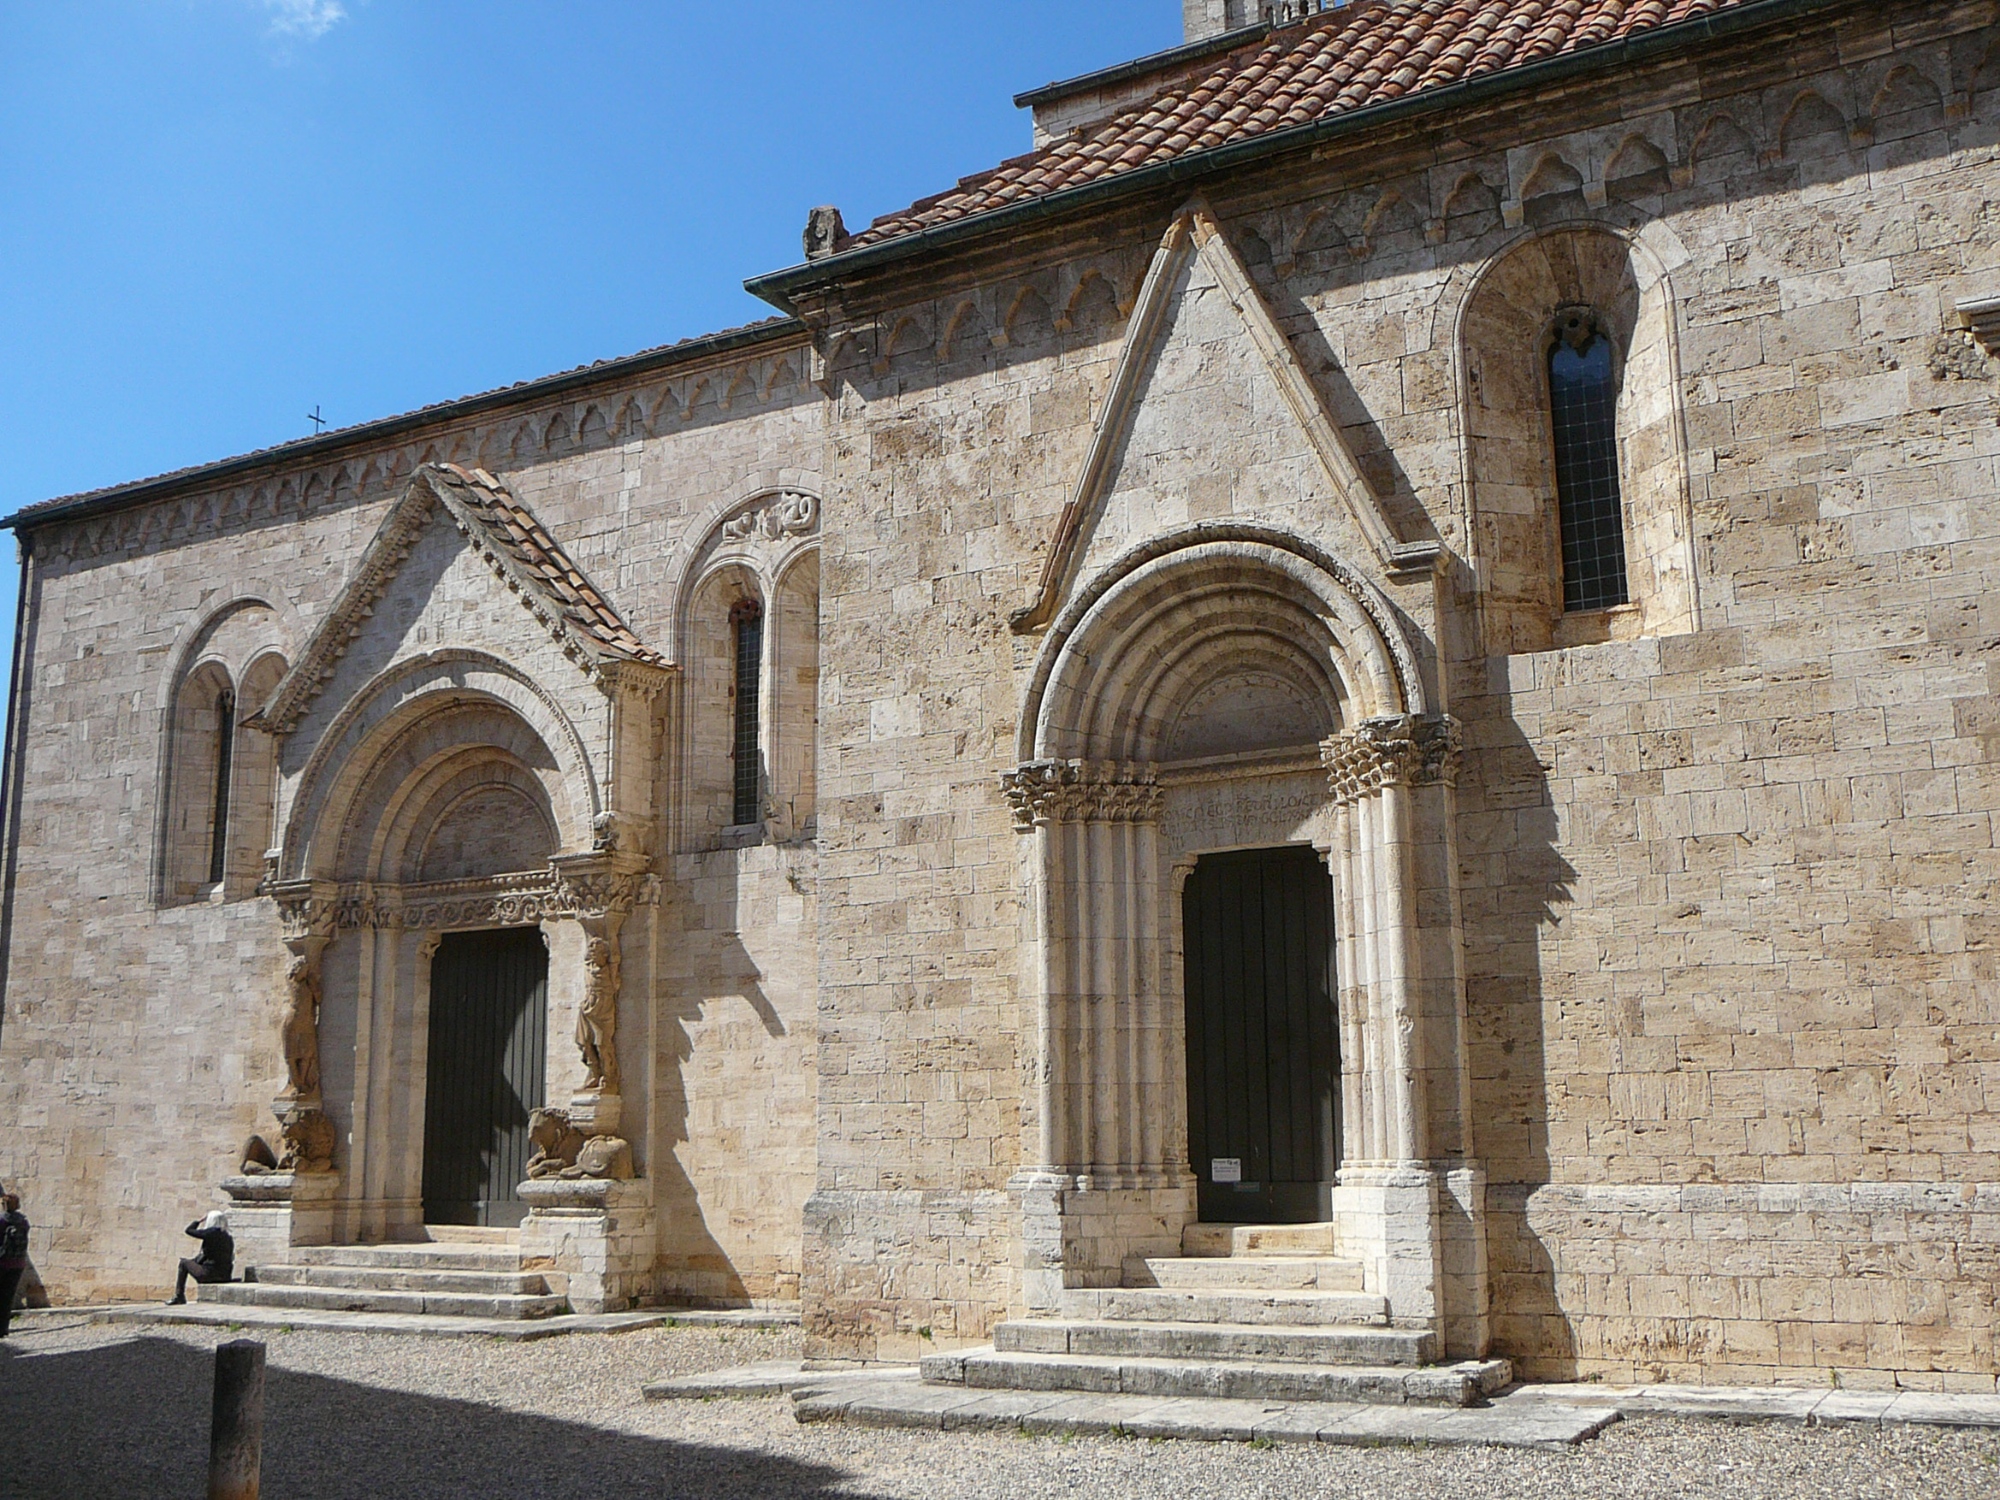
[3,0,1999,1391]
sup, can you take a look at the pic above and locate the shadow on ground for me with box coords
[0,1335,875,1500]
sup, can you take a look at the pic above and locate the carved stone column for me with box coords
[518,851,652,1313]
[1002,759,1190,1310]
[1320,713,1486,1355]
[225,880,342,1266]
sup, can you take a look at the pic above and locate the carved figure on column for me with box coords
[576,934,620,1095]
[278,953,322,1104]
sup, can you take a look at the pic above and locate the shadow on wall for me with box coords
[651,845,793,1308]
[1457,696,1579,1378]
[0,1335,875,1500]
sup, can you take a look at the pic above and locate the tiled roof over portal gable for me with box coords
[251,463,665,735]
[439,465,666,670]
[848,0,1757,250]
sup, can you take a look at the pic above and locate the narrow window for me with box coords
[730,598,763,827]
[1549,309,1630,612]
[208,688,235,885]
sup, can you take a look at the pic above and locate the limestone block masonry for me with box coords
[2,0,1999,1397]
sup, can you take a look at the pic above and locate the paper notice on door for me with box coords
[1210,1157,1242,1184]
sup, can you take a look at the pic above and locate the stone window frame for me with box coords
[1456,222,1699,657]
[154,600,292,908]
[664,479,822,853]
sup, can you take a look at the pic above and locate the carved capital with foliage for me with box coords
[1002,760,1164,832]
[1322,714,1463,805]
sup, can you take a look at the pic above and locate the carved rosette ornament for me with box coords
[1002,760,1165,833]
[1321,714,1463,805]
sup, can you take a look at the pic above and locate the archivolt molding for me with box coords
[1019,523,1428,767]
[278,649,600,883]
[1322,714,1463,806]
[1000,760,1163,832]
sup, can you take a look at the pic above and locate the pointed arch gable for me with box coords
[1008,203,1438,636]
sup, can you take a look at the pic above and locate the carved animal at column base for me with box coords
[275,1108,337,1174]
[526,1107,588,1179]
[560,1135,634,1181]
[239,1134,281,1175]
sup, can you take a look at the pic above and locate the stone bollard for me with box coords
[208,1339,266,1500]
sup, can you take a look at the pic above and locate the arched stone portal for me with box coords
[1008,526,1487,1354]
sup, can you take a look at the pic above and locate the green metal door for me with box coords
[421,928,548,1228]
[1183,846,1339,1224]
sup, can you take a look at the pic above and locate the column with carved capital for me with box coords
[1001,759,1191,1310]
[222,880,343,1267]
[517,850,653,1314]
[1320,712,1487,1355]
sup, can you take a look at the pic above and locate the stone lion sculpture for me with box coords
[525,1107,587,1179]
[240,1108,335,1175]
[277,1108,336,1174]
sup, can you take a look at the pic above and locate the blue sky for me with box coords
[0,0,1182,672]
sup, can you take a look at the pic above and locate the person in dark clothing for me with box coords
[169,1210,234,1304]
[0,1193,28,1337]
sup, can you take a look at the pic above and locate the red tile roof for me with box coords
[848,0,1757,250]
[433,464,668,668]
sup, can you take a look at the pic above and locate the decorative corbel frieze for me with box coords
[1002,760,1164,832]
[1322,714,1463,805]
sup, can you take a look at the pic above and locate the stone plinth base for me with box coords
[1012,1172,1197,1314]
[519,1177,652,1315]
[220,1171,342,1271]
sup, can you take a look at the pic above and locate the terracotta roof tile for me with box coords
[848,0,1751,249]
[433,464,668,668]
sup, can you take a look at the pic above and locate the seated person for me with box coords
[169,1211,234,1305]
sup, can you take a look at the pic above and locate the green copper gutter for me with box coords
[745,0,1848,312]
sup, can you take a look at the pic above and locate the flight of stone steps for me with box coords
[922,1222,1510,1408]
[196,1227,569,1321]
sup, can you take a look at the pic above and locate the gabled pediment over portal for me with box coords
[1010,204,1441,634]
[251,463,666,737]
[254,464,670,885]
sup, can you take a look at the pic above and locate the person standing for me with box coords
[169,1210,234,1305]
[0,1194,29,1337]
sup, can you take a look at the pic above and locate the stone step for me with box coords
[197,1281,566,1321]
[993,1318,1435,1367]
[421,1226,520,1246]
[1123,1255,1365,1292]
[250,1264,551,1296]
[279,1243,527,1274]
[923,1347,1511,1409]
[1060,1287,1386,1326]
[1181,1222,1338,1258]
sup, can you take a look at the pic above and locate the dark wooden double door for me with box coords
[1184,846,1340,1224]
[421,928,548,1228]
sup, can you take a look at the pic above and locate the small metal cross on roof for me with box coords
[307,405,327,435]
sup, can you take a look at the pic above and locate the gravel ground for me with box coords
[2,1317,1995,1499]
